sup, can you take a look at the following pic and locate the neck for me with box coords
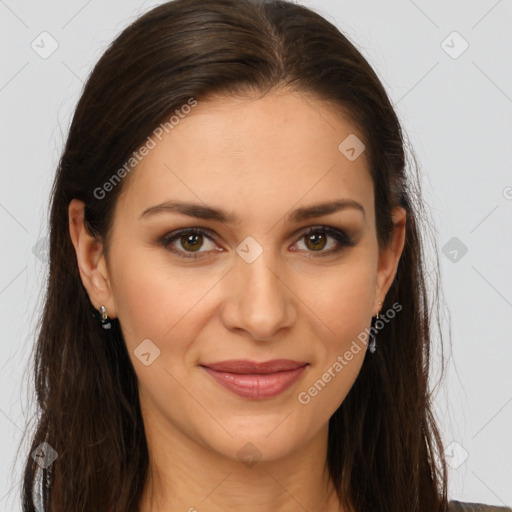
[137,413,344,512]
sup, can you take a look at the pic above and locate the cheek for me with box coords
[108,247,178,349]
[302,258,376,344]
[110,236,376,362]
[109,246,220,354]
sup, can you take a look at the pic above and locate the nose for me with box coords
[220,249,296,340]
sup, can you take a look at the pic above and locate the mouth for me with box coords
[200,359,308,374]
[199,359,309,400]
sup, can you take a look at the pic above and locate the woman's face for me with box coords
[75,90,405,464]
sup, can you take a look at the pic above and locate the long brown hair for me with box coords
[20,0,449,510]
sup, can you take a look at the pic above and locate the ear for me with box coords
[373,206,407,315]
[68,199,117,319]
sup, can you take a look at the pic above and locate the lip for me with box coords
[200,359,309,400]
[200,359,308,374]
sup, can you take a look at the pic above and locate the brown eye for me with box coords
[160,225,353,261]
[304,232,328,251]
[292,226,353,257]
[180,233,204,252]
[161,228,219,259]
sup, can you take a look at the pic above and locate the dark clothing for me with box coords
[449,500,512,511]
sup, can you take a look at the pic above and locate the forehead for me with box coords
[116,90,373,225]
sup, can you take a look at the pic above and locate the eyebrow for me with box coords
[139,199,366,223]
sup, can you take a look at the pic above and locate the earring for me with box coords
[98,305,112,330]
[368,301,382,353]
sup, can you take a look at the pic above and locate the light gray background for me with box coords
[1,0,511,510]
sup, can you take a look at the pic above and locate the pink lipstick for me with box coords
[200,359,308,400]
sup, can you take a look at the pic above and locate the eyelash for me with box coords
[159,226,354,260]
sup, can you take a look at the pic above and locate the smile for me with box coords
[200,364,309,400]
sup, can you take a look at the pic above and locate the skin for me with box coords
[69,89,406,512]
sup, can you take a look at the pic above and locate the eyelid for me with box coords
[159,225,354,259]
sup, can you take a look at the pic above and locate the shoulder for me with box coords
[449,500,512,511]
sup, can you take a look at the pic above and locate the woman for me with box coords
[19,0,510,511]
